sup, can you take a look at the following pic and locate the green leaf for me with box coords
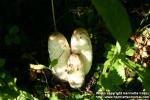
[50,59,58,68]
[0,73,19,99]
[5,32,21,45]
[101,70,123,91]
[0,58,5,68]
[103,59,111,73]
[126,48,135,56]
[115,41,121,55]
[91,0,132,44]
[100,59,125,91]
[14,36,21,44]
[138,68,150,91]
[0,69,38,99]
[94,72,100,79]
[9,25,19,34]
[50,92,58,100]
[123,59,150,91]
[105,50,114,59]
[104,43,116,59]
[112,59,126,82]
[109,69,124,85]
[101,73,110,89]
[17,90,38,100]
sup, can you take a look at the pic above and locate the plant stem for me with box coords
[51,0,57,31]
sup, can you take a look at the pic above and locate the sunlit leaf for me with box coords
[50,92,58,100]
[0,73,19,99]
[101,70,123,91]
[115,41,121,55]
[126,48,135,56]
[91,0,132,44]
[105,50,114,59]
[17,90,38,100]
[50,59,58,68]
[112,59,126,82]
